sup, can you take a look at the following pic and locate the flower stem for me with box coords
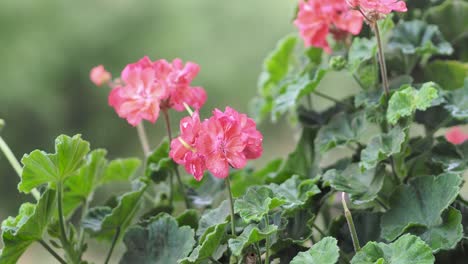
[136,123,151,156]
[225,177,236,236]
[38,239,67,264]
[264,214,271,264]
[341,192,360,252]
[162,109,190,209]
[373,22,390,97]
[104,227,121,264]
[0,136,40,200]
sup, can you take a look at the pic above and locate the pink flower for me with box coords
[169,107,263,180]
[155,59,207,112]
[108,57,168,126]
[90,65,111,86]
[169,111,206,180]
[348,0,407,21]
[294,0,363,53]
[445,127,468,145]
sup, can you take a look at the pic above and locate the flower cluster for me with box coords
[93,56,206,126]
[346,0,407,22]
[170,107,263,180]
[446,127,468,145]
[294,0,363,53]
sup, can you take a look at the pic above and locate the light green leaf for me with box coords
[145,138,174,183]
[234,186,286,223]
[351,234,435,264]
[83,180,147,240]
[228,224,277,256]
[444,79,468,119]
[19,134,90,193]
[197,200,230,237]
[315,111,366,153]
[0,190,56,264]
[360,126,406,170]
[179,222,227,264]
[387,83,439,125]
[290,237,339,264]
[424,60,468,91]
[101,158,140,183]
[425,0,468,43]
[269,175,320,212]
[324,164,385,205]
[120,213,195,264]
[381,173,463,251]
[388,20,453,57]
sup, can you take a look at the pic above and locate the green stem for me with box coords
[78,198,89,250]
[264,214,270,264]
[162,109,190,209]
[0,136,40,200]
[254,243,262,264]
[375,195,389,210]
[225,177,236,236]
[104,227,121,264]
[341,192,360,252]
[136,123,151,156]
[373,23,390,97]
[313,91,353,109]
[38,239,67,264]
[312,222,326,237]
[57,182,69,247]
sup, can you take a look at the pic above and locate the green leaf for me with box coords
[324,163,385,205]
[387,83,439,125]
[179,222,227,264]
[101,157,140,183]
[197,200,230,237]
[0,190,56,264]
[425,0,468,43]
[83,180,147,240]
[315,111,366,153]
[176,209,199,231]
[424,60,468,91]
[230,159,282,197]
[145,138,174,183]
[228,224,278,256]
[388,20,453,57]
[381,173,463,251]
[290,237,339,264]
[234,186,286,223]
[120,213,195,264]
[269,175,320,213]
[351,234,435,264]
[444,79,468,119]
[271,69,328,121]
[360,126,406,170]
[19,134,90,193]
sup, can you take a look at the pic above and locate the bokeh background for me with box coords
[0,1,302,262]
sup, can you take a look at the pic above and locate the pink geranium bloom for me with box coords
[294,0,363,53]
[108,57,168,126]
[90,65,111,86]
[169,111,206,180]
[347,0,407,21]
[445,127,468,145]
[170,107,263,180]
[155,59,207,111]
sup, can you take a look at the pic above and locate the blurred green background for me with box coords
[0,0,301,262]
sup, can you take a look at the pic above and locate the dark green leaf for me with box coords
[387,83,439,125]
[234,186,286,223]
[120,213,195,264]
[228,224,277,256]
[290,237,339,264]
[83,180,147,240]
[425,0,468,43]
[19,134,90,193]
[197,200,230,237]
[176,209,199,231]
[381,173,463,251]
[179,222,227,264]
[360,126,406,170]
[145,138,174,183]
[424,60,468,91]
[323,163,385,205]
[0,190,56,264]
[444,79,468,119]
[315,111,366,153]
[269,175,320,213]
[351,234,435,264]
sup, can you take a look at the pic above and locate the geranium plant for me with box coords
[1,0,467,263]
